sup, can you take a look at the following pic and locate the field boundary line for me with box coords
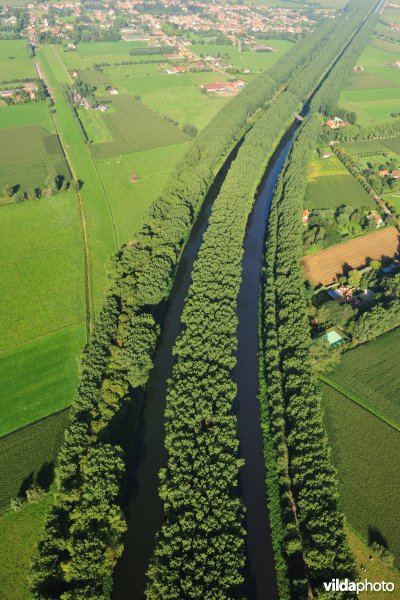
[318,374,400,433]
[0,320,85,354]
[0,407,70,443]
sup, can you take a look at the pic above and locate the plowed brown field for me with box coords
[302,227,400,285]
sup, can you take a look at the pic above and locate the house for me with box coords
[109,87,118,95]
[325,116,350,129]
[322,152,331,159]
[378,169,389,177]
[367,210,383,226]
[302,209,310,224]
[391,169,400,179]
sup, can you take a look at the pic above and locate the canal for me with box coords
[113,124,300,600]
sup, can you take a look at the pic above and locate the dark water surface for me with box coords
[113,125,299,600]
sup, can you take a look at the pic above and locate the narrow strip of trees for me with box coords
[259,5,378,598]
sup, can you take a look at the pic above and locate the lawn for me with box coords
[95,143,188,245]
[0,323,85,437]
[0,410,68,511]
[0,40,36,80]
[0,491,54,600]
[0,193,85,349]
[323,327,400,429]
[90,95,189,158]
[321,382,400,567]
[0,123,71,192]
[77,40,141,57]
[305,154,374,211]
[78,67,110,85]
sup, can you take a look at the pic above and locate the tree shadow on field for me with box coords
[36,461,55,490]
[368,526,388,549]
[18,472,34,498]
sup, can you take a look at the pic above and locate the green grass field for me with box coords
[90,95,188,158]
[0,410,68,511]
[343,139,393,156]
[0,193,85,349]
[339,41,400,125]
[0,101,53,130]
[0,323,85,437]
[96,143,188,245]
[0,123,70,192]
[191,40,293,71]
[305,154,374,210]
[79,67,110,85]
[321,382,400,567]
[0,491,54,600]
[324,327,400,429]
[0,40,36,80]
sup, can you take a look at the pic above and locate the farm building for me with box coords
[367,211,383,226]
[303,209,310,224]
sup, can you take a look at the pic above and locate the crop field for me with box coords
[95,143,188,245]
[0,40,36,80]
[0,193,85,349]
[0,410,68,512]
[324,327,400,429]
[0,323,85,437]
[380,136,400,154]
[90,95,188,158]
[302,227,400,284]
[343,139,394,156]
[0,491,54,600]
[305,154,374,211]
[321,382,400,567]
[0,124,71,192]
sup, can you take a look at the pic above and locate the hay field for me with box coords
[302,227,400,284]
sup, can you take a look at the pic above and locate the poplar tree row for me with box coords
[29,23,340,600]
[145,4,377,597]
[259,6,378,598]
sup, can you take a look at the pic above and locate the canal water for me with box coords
[113,124,299,600]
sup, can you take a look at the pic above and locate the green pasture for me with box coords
[0,193,85,349]
[305,154,374,210]
[354,43,398,68]
[0,40,36,80]
[78,108,113,143]
[322,382,400,567]
[0,491,54,600]
[343,139,392,156]
[0,409,68,511]
[191,40,293,71]
[102,65,232,130]
[77,40,143,57]
[90,95,188,159]
[370,37,400,54]
[79,68,110,85]
[381,136,400,154]
[0,101,53,130]
[38,45,118,310]
[324,327,400,429]
[96,143,188,245]
[344,70,397,91]
[0,323,85,437]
